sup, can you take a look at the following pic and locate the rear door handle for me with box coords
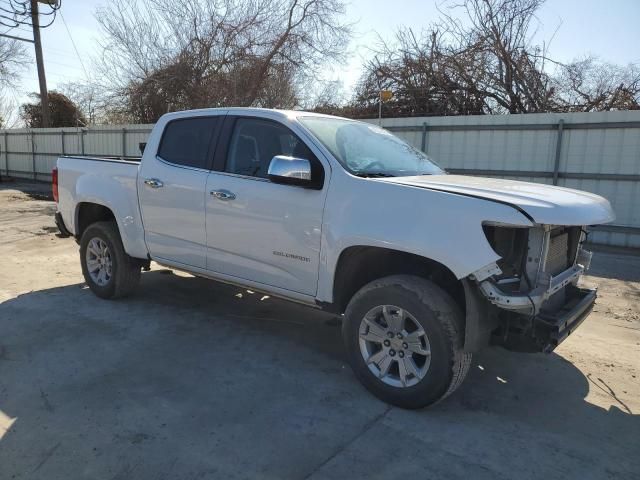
[210,189,236,201]
[144,178,164,188]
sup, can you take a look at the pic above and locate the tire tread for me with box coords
[344,274,471,408]
[80,221,141,299]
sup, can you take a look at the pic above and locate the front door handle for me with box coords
[210,189,236,201]
[144,178,164,188]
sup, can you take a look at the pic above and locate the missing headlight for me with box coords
[482,225,529,284]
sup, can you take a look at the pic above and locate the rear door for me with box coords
[204,115,329,295]
[138,115,222,269]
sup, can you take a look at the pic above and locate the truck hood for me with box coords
[379,175,615,226]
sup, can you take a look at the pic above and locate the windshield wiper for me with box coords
[352,171,396,178]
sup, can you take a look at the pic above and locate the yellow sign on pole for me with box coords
[380,90,393,102]
[378,90,393,125]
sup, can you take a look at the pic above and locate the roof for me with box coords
[159,107,352,122]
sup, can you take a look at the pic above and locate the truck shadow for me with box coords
[0,179,54,201]
[0,270,637,477]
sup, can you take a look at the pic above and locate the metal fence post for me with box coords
[122,128,126,157]
[421,122,429,153]
[552,119,564,186]
[31,131,37,180]
[3,131,8,177]
[61,130,66,156]
[81,129,85,155]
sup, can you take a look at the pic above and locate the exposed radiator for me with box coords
[545,229,576,276]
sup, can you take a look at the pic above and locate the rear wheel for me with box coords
[342,275,471,409]
[80,221,141,299]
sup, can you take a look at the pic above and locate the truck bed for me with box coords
[56,155,142,248]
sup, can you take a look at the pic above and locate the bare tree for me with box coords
[440,0,554,113]
[353,28,487,117]
[347,0,639,118]
[351,0,557,116]
[304,79,347,112]
[0,37,29,126]
[58,81,107,125]
[92,0,351,122]
[553,58,640,112]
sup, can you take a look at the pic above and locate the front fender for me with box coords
[316,173,533,303]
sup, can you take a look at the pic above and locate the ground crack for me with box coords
[301,405,392,480]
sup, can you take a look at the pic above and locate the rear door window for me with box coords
[158,117,220,169]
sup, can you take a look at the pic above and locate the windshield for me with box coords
[299,116,444,177]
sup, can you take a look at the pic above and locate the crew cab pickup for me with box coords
[54,108,615,408]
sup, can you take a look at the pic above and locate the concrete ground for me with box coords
[0,180,638,479]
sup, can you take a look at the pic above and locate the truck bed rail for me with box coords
[61,155,141,164]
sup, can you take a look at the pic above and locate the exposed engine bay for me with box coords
[470,224,596,352]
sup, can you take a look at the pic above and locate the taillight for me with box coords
[52,167,59,203]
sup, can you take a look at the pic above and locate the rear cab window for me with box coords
[158,117,220,169]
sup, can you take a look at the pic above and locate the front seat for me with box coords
[233,135,260,176]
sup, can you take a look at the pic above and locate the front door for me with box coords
[205,117,328,295]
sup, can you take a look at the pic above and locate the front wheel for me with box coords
[342,275,471,409]
[80,221,141,299]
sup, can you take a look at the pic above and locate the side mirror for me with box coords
[267,155,312,186]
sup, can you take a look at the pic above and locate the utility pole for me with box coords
[378,90,392,127]
[30,0,50,128]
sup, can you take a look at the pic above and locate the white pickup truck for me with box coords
[54,108,615,408]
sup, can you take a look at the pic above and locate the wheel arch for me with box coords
[74,200,148,260]
[75,202,117,240]
[327,245,492,352]
[331,246,464,313]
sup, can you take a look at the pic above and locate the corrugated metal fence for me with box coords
[366,111,640,248]
[1,111,639,247]
[0,124,153,183]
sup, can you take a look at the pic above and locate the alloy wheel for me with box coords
[358,305,431,388]
[85,237,113,286]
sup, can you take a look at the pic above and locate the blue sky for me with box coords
[8,0,640,113]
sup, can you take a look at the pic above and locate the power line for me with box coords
[59,9,88,80]
[43,49,81,61]
[45,58,86,69]
[0,12,33,27]
[0,0,60,30]
[1,23,30,34]
[0,30,32,42]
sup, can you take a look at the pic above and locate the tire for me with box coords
[342,275,471,409]
[80,221,141,299]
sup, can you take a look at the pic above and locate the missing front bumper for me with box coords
[534,287,596,353]
[493,286,596,353]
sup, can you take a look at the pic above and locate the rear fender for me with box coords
[74,174,148,259]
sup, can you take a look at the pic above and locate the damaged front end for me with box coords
[469,223,596,353]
